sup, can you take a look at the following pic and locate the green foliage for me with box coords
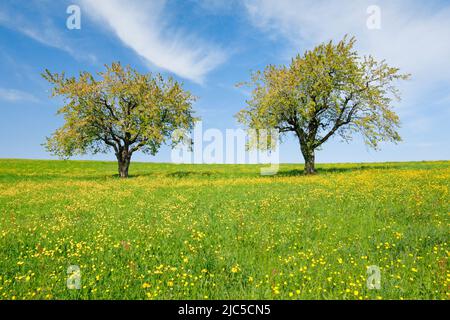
[43,62,198,159]
[237,36,410,162]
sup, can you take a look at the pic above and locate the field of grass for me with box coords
[0,159,448,300]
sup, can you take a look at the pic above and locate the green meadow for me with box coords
[0,159,448,299]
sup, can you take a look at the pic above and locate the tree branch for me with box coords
[129,138,149,154]
[314,98,359,147]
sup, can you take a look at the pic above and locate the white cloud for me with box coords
[80,0,227,83]
[19,26,96,64]
[196,0,239,13]
[0,88,39,103]
[0,5,97,64]
[243,0,450,95]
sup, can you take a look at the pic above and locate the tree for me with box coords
[236,36,410,174]
[43,62,197,178]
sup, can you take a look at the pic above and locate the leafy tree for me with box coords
[236,36,410,174]
[43,62,197,178]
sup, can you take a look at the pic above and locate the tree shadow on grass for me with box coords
[1,170,159,181]
[111,172,155,179]
[117,171,214,179]
[277,164,404,177]
[166,171,214,178]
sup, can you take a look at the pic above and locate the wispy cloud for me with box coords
[243,0,450,91]
[0,2,97,64]
[80,0,227,84]
[195,0,240,14]
[0,88,39,103]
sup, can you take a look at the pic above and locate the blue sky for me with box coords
[0,0,449,164]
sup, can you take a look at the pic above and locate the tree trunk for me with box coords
[117,150,132,178]
[304,152,315,175]
[300,144,316,175]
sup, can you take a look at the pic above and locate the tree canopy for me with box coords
[43,62,197,178]
[236,36,410,174]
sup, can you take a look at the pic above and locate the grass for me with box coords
[0,159,448,300]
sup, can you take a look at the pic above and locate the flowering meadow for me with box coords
[0,159,448,300]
